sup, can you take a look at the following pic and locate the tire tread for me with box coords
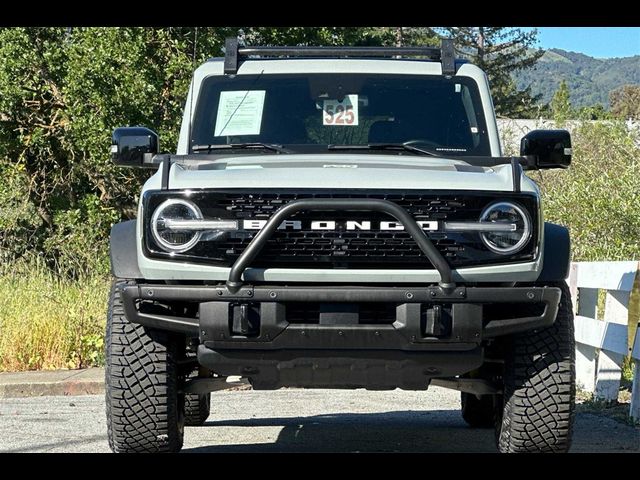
[497,282,576,453]
[105,280,184,453]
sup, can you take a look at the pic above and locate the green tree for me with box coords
[242,27,364,46]
[576,103,611,121]
[550,80,573,124]
[0,27,235,277]
[0,28,71,266]
[241,27,437,47]
[437,27,543,118]
[609,84,640,120]
[369,27,439,47]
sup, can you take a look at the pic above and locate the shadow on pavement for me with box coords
[183,410,497,453]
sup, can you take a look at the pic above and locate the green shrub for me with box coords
[532,120,640,261]
[0,27,228,279]
[43,194,119,277]
[0,162,44,265]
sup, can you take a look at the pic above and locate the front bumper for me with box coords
[122,283,561,341]
[121,283,560,389]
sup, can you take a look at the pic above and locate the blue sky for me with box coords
[524,27,640,58]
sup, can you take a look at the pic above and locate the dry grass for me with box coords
[0,260,108,372]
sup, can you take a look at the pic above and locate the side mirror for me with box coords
[520,129,571,170]
[111,127,159,167]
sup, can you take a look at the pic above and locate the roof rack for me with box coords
[223,37,456,76]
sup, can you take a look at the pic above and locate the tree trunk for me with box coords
[395,27,403,47]
[476,27,485,68]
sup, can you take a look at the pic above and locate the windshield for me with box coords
[190,73,490,156]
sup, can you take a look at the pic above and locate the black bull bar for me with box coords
[225,198,455,291]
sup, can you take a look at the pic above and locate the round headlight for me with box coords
[479,201,531,254]
[151,199,203,253]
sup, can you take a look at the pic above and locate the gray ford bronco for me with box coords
[106,38,575,453]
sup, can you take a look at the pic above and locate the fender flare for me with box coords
[109,220,143,279]
[537,222,571,282]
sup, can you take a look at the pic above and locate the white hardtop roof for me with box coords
[193,57,483,79]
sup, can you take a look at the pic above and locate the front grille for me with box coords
[217,192,470,268]
[143,189,539,269]
[219,193,464,219]
[217,231,466,268]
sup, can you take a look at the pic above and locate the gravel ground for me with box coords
[0,387,638,453]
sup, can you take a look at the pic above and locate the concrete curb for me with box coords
[0,368,105,398]
[0,369,251,398]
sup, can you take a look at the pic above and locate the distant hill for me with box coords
[512,49,640,108]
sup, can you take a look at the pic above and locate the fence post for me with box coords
[630,328,640,420]
[594,289,630,401]
[574,274,599,393]
[571,261,639,418]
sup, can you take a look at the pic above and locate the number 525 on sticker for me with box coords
[323,95,359,126]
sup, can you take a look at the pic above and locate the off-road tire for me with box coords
[461,392,498,428]
[184,383,211,426]
[496,282,576,453]
[105,279,185,453]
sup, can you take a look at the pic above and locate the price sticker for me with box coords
[214,90,265,137]
[322,95,359,126]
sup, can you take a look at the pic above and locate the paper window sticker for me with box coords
[455,83,462,93]
[214,90,266,137]
[322,94,359,126]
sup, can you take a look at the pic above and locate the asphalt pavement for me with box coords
[0,387,638,453]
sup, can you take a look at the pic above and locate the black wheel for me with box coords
[184,392,211,426]
[461,392,498,428]
[496,282,576,453]
[105,279,185,453]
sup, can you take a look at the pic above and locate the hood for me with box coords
[161,154,531,193]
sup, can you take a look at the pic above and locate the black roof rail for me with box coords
[223,37,457,76]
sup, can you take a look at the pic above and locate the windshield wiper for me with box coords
[327,142,440,157]
[192,143,292,154]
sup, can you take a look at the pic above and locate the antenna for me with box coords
[187,27,199,153]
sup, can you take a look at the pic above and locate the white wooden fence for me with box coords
[567,261,640,420]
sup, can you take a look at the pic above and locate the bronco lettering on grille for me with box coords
[242,219,439,231]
